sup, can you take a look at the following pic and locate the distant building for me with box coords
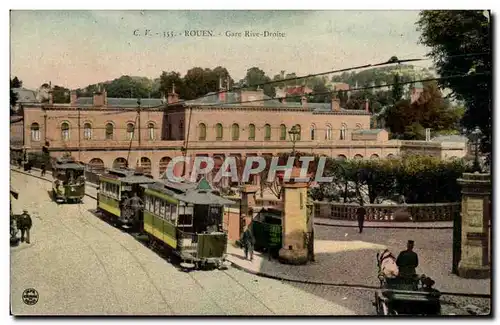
[11,87,39,113]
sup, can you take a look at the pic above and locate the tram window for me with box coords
[145,196,151,212]
[165,204,172,221]
[159,200,166,219]
[154,198,160,215]
[171,205,178,222]
[177,214,193,227]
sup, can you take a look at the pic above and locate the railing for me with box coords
[313,201,461,222]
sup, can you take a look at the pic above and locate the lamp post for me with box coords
[288,125,300,157]
[470,126,482,172]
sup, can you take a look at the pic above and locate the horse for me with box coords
[377,249,399,279]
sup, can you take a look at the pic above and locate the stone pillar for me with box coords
[457,173,491,279]
[278,167,310,265]
[240,184,258,236]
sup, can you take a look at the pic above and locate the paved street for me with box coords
[11,171,361,315]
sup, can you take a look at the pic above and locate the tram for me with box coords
[51,157,86,203]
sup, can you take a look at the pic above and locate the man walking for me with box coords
[357,206,367,233]
[396,240,419,277]
[18,210,33,244]
[241,223,255,261]
[41,163,46,177]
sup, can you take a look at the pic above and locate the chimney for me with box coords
[167,82,179,104]
[70,90,78,105]
[331,97,340,111]
[300,95,307,107]
[365,98,370,113]
[218,77,226,102]
[92,84,106,107]
[48,81,53,105]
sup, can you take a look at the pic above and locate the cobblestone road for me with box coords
[11,172,362,316]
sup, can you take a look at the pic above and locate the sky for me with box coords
[10,10,431,90]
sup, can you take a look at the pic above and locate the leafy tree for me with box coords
[392,73,403,102]
[159,71,184,98]
[240,67,275,98]
[11,76,22,88]
[417,10,492,153]
[52,85,70,103]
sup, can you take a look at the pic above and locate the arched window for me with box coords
[354,154,363,160]
[310,124,316,140]
[30,123,40,141]
[279,124,287,140]
[126,123,135,140]
[148,122,155,140]
[198,123,206,141]
[83,123,92,140]
[105,123,114,140]
[113,157,128,169]
[61,122,70,141]
[370,154,379,159]
[248,124,256,140]
[159,156,172,178]
[295,124,301,141]
[88,158,104,172]
[140,157,152,175]
[356,123,362,129]
[232,123,240,140]
[337,154,347,161]
[215,123,223,140]
[325,125,332,140]
[264,124,271,140]
[340,123,347,140]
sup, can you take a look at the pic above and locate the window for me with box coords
[83,123,92,140]
[165,204,172,221]
[154,198,160,215]
[310,125,316,140]
[215,123,223,140]
[248,124,256,140]
[264,124,271,140]
[179,120,184,137]
[340,124,347,140]
[356,123,362,129]
[171,205,178,223]
[198,123,206,141]
[159,200,166,218]
[232,123,240,140]
[295,124,301,141]
[127,123,135,140]
[145,196,151,212]
[148,123,155,140]
[177,204,193,227]
[280,124,287,140]
[61,122,70,141]
[30,123,40,141]
[325,125,332,140]
[105,123,114,140]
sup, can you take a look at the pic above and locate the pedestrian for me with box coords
[356,206,366,233]
[17,157,22,169]
[41,163,46,177]
[396,240,419,277]
[129,192,144,225]
[241,222,255,261]
[17,209,33,244]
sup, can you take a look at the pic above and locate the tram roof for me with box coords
[53,162,85,170]
[102,168,156,184]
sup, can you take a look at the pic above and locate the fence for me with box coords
[313,201,461,222]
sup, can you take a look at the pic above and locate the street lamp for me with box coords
[470,126,482,172]
[288,125,300,156]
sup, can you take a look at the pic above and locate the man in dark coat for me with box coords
[18,210,33,244]
[396,240,419,277]
[128,192,144,225]
[356,206,367,233]
[41,163,46,177]
[241,223,255,261]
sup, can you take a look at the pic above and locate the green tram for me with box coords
[51,157,86,203]
[141,177,234,270]
[96,168,155,227]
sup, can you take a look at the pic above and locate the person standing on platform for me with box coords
[357,206,367,233]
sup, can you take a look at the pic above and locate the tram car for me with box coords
[140,177,234,270]
[51,157,86,203]
[96,168,155,228]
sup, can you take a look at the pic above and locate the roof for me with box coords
[104,168,156,184]
[12,88,38,103]
[53,157,85,170]
[176,190,236,206]
[352,129,385,135]
[75,97,164,108]
[184,91,370,115]
[431,135,468,143]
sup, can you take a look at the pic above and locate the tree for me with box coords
[159,71,184,98]
[240,67,275,98]
[384,81,462,139]
[392,73,403,102]
[52,85,70,103]
[417,10,492,153]
[11,76,22,88]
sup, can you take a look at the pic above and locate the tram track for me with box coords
[11,168,492,302]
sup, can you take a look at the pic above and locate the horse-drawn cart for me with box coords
[375,250,441,315]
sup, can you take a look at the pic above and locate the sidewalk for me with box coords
[225,243,491,297]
